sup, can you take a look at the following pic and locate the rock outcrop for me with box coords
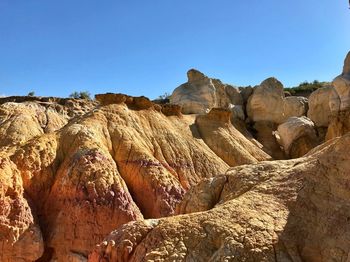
[195,108,271,166]
[326,52,350,140]
[276,116,318,158]
[0,94,273,261]
[0,97,97,147]
[307,86,333,127]
[90,132,350,262]
[331,52,350,112]
[170,69,243,114]
[247,78,307,124]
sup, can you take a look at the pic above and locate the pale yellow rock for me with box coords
[283,96,308,120]
[247,79,308,124]
[170,69,243,114]
[307,86,333,127]
[195,108,271,167]
[331,52,350,112]
[247,77,285,123]
[276,116,318,158]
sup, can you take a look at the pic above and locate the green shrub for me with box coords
[69,91,91,100]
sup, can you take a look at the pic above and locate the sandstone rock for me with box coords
[170,69,243,114]
[326,109,350,140]
[2,97,262,260]
[228,104,245,121]
[0,99,97,148]
[0,156,44,262]
[161,104,182,116]
[307,86,333,127]
[247,78,285,123]
[276,116,317,158]
[95,93,128,105]
[247,78,308,124]
[283,96,308,120]
[195,108,271,167]
[331,52,350,112]
[90,133,350,261]
[253,121,286,160]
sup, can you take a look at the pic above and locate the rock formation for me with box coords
[326,52,350,140]
[0,97,97,147]
[90,132,350,262]
[2,51,350,262]
[195,108,271,166]
[307,86,333,127]
[0,95,272,261]
[276,116,318,158]
[170,69,243,114]
[247,78,307,124]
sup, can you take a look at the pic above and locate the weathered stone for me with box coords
[276,116,318,157]
[307,86,333,127]
[90,133,350,262]
[170,69,243,114]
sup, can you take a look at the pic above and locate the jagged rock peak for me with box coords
[187,69,208,82]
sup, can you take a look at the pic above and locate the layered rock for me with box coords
[90,133,350,262]
[195,108,271,167]
[0,94,274,261]
[276,117,318,158]
[170,69,243,114]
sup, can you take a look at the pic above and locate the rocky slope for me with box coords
[90,132,350,262]
[0,95,270,261]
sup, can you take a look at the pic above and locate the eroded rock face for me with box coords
[0,98,97,147]
[276,117,318,158]
[0,156,44,262]
[247,78,285,123]
[90,133,350,262]
[0,95,275,261]
[195,108,271,167]
[170,69,243,114]
[326,109,350,140]
[307,86,333,127]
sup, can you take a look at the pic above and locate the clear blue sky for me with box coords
[0,0,349,99]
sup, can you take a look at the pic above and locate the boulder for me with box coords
[276,116,318,158]
[284,96,308,120]
[170,69,243,114]
[247,78,308,124]
[307,86,333,127]
[247,77,285,123]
